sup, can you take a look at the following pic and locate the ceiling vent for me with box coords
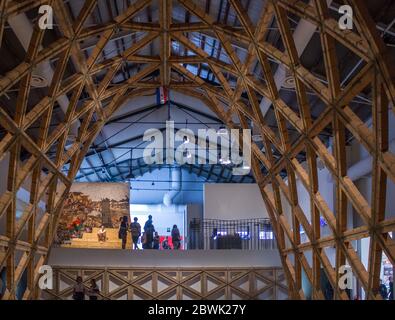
[31,73,48,88]
[282,74,296,89]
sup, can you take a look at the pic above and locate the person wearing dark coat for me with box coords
[72,276,85,300]
[87,279,100,300]
[171,224,181,250]
[379,279,388,300]
[153,232,160,250]
[130,217,141,250]
[119,216,129,249]
[162,236,170,250]
[143,215,155,249]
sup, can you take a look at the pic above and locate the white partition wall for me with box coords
[203,184,269,220]
[130,204,186,239]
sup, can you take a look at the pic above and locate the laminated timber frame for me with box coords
[41,266,288,300]
[0,0,393,300]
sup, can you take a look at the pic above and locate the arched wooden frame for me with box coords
[0,0,394,300]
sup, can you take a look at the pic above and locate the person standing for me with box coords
[162,236,170,250]
[144,215,155,249]
[97,225,107,242]
[171,224,181,250]
[379,279,388,300]
[87,279,100,300]
[119,216,129,249]
[130,217,141,250]
[141,232,147,249]
[153,232,160,250]
[72,276,85,300]
[389,276,394,300]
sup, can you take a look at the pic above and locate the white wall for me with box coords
[130,168,204,204]
[204,183,268,220]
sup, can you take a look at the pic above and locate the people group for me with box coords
[113,215,182,250]
[72,277,100,300]
[379,276,394,300]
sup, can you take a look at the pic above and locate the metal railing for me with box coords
[188,218,276,250]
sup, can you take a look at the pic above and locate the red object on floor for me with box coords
[158,235,183,250]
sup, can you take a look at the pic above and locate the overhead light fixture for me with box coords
[242,165,251,170]
[219,158,231,165]
[217,126,228,135]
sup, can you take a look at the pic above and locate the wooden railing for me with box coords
[41,266,288,300]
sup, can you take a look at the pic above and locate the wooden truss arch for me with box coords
[0,0,394,300]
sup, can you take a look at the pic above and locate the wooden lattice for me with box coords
[0,0,394,300]
[41,266,288,300]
